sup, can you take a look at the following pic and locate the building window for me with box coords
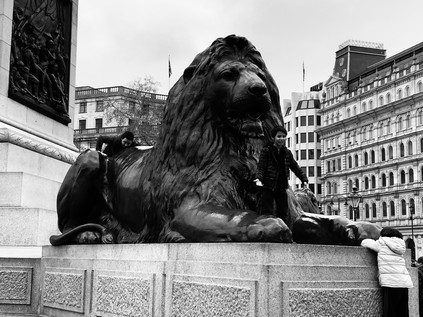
[408,141,413,155]
[400,170,406,184]
[371,150,375,163]
[129,101,136,112]
[300,133,306,143]
[400,143,405,157]
[317,184,322,195]
[308,133,314,143]
[364,177,369,189]
[419,110,423,125]
[398,117,403,131]
[355,178,359,189]
[372,203,377,218]
[79,119,86,130]
[369,100,373,109]
[96,101,104,112]
[389,172,394,186]
[379,96,384,106]
[95,118,103,130]
[317,116,321,126]
[388,146,393,159]
[300,116,307,126]
[397,89,402,99]
[362,102,366,112]
[364,152,369,165]
[382,173,387,187]
[405,86,410,97]
[353,106,357,116]
[418,81,422,93]
[390,201,395,217]
[347,108,351,117]
[308,150,314,159]
[317,166,321,177]
[327,182,331,194]
[300,150,306,160]
[348,179,353,192]
[308,166,314,177]
[295,134,299,144]
[338,158,341,170]
[382,202,387,217]
[348,155,352,168]
[381,148,386,161]
[401,199,406,215]
[308,115,314,125]
[409,169,414,183]
[365,204,370,218]
[354,154,359,167]
[386,93,391,104]
[142,104,150,112]
[317,149,321,159]
[421,138,423,152]
[79,102,87,113]
[410,198,415,216]
[371,175,376,188]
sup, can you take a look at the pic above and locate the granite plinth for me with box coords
[0,243,419,317]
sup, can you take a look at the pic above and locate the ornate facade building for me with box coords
[318,40,423,260]
[73,86,167,150]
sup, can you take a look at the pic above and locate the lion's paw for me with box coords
[247,217,292,243]
[75,231,101,244]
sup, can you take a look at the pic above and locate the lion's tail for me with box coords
[49,223,108,246]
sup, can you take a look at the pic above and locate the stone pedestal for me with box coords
[0,243,419,316]
[0,0,79,245]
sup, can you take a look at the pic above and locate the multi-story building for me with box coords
[74,86,167,150]
[283,90,323,203]
[318,40,423,260]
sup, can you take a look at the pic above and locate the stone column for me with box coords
[0,0,78,246]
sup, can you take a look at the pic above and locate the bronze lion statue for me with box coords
[51,35,292,245]
[51,35,381,246]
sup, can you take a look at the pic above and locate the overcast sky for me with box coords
[75,0,423,99]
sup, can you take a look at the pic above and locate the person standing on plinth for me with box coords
[254,126,308,225]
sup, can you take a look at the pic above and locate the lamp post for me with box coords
[410,204,415,265]
[348,186,362,221]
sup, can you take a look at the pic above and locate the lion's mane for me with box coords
[111,35,284,242]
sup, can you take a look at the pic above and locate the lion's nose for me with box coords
[248,83,267,96]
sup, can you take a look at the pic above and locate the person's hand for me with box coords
[302,182,308,188]
[98,151,107,157]
[254,179,263,187]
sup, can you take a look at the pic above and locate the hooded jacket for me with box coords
[361,237,413,288]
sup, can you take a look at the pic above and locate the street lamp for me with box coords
[348,186,362,221]
[410,204,415,265]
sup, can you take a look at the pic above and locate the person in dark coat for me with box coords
[255,126,308,224]
[95,131,136,157]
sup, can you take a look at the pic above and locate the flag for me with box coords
[168,56,172,78]
[302,62,305,82]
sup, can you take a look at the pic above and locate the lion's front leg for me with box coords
[170,197,292,243]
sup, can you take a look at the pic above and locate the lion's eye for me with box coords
[219,70,238,81]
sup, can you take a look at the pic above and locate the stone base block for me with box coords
[0,207,59,246]
[0,243,419,316]
[0,172,61,210]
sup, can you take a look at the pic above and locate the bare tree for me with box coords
[103,75,163,145]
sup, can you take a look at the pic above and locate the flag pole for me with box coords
[168,55,172,92]
[302,61,305,95]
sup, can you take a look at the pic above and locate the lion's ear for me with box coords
[183,65,196,83]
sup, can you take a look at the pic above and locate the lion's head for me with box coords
[156,35,282,173]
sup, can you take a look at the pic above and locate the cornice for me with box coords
[0,128,77,164]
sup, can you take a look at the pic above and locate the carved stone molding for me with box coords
[0,128,76,164]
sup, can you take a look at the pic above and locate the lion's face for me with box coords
[205,60,272,138]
